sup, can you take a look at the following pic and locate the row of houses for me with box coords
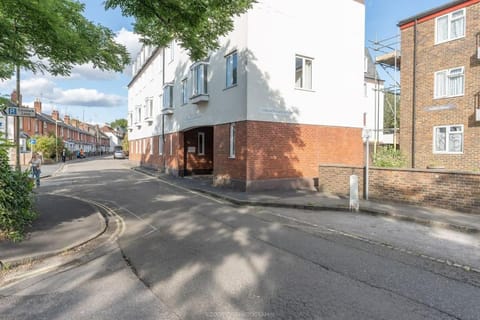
[1,93,116,164]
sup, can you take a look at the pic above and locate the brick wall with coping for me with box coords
[318,164,480,213]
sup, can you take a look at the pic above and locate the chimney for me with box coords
[64,114,70,125]
[34,99,42,114]
[52,110,60,121]
[71,119,79,128]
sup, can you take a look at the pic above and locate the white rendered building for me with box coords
[128,0,366,191]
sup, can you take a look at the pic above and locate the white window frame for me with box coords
[295,55,313,90]
[226,51,238,88]
[434,67,464,99]
[170,135,173,155]
[181,78,188,105]
[163,83,174,109]
[191,62,208,97]
[229,123,235,159]
[433,124,464,154]
[435,9,465,44]
[145,98,154,119]
[159,136,164,155]
[198,132,205,155]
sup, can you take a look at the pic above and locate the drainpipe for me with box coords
[411,19,418,168]
[162,47,166,173]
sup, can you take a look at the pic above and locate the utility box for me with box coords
[349,175,359,211]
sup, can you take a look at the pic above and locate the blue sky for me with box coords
[0,0,454,125]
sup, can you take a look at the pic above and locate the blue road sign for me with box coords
[7,107,17,115]
[30,139,36,145]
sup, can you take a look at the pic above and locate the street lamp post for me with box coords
[55,120,60,162]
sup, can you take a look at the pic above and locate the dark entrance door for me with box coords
[183,127,213,176]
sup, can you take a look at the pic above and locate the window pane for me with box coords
[436,16,448,42]
[435,71,446,97]
[450,11,465,39]
[304,59,312,89]
[295,57,303,87]
[226,56,232,87]
[435,127,446,152]
[232,53,237,85]
[448,72,464,96]
[448,132,462,152]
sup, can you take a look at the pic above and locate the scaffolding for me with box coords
[368,34,401,149]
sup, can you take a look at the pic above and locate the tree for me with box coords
[104,0,256,60]
[0,0,130,80]
[34,134,64,160]
[110,118,128,130]
[384,91,400,129]
[122,132,129,153]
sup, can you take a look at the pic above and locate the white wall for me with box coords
[246,0,366,127]
[127,0,366,143]
[364,78,385,142]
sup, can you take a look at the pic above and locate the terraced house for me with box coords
[127,0,366,191]
[399,0,480,170]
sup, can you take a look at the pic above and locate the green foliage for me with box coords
[373,146,407,168]
[105,0,256,61]
[0,0,130,80]
[122,133,129,152]
[384,91,400,129]
[110,118,128,130]
[34,134,64,160]
[0,133,36,241]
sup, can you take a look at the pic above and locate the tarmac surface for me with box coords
[1,160,479,268]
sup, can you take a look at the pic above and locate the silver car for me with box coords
[113,150,126,159]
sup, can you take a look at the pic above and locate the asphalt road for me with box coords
[1,157,480,320]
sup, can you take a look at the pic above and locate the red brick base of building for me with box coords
[130,120,364,191]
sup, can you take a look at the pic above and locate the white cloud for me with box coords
[53,88,125,107]
[115,28,142,59]
[68,63,119,81]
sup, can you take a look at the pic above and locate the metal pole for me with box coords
[365,136,369,200]
[55,121,58,162]
[15,65,20,171]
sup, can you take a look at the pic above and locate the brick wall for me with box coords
[213,122,248,188]
[400,2,480,171]
[319,165,480,213]
[214,120,363,191]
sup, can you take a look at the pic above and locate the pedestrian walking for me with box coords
[62,148,66,162]
[30,152,42,187]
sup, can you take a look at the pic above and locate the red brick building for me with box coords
[12,95,110,159]
[399,0,480,170]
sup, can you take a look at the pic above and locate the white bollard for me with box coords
[349,175,359,212]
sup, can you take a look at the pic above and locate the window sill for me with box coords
[433,151,463,155]
[190,94,209,104]
[228,156,236,159]
[224,84,238,91]
[434,36,465,46]
[294,87,315,93]
[433,94,464,99]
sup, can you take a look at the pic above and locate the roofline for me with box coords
[398,0,480,29]
[127,47,161,88]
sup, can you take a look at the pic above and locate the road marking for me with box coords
[256,210,480,274]
[133,169,227,205]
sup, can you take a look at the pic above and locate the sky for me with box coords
[0,0,455,126]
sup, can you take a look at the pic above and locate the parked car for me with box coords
[113,150,126,159]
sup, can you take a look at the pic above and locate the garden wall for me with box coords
[318,165,480,214]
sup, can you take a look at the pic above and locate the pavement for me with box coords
[1,161,479,269]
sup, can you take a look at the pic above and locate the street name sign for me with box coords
[6,107,36,117]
